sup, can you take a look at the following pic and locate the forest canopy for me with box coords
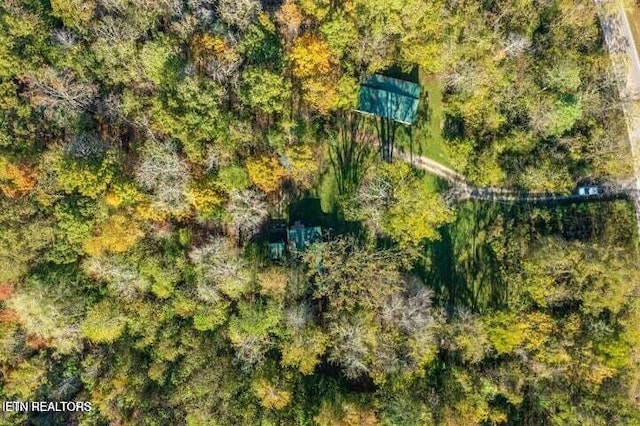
[0,0,639,425]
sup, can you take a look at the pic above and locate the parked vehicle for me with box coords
[578,186,600,196]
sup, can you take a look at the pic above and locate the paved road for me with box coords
[595,0,640,232]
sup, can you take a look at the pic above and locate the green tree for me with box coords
[305,237,404,314]
[354,163,454,248]
[82,300,127,343]
[152,77,225,162]
[228,301,283,368]
[0,198,52,281]
[240,68,290,114]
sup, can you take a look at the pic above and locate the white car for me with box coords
[578,186,599,196]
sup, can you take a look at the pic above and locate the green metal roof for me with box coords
[268,242,285,260]
[355,74,421,125]
[287,225,321,252]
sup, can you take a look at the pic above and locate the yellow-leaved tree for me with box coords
[186,180,225,217]
[290,34,335,78]
[84,214,143,256]
[276,0,303,43]
[81,300,127,344]
[289,34,340,113]
[50,0,95,30]
[246,156,287,193]
[257,267,288,299]
[252,378,292,410]
[283,144,320,190]
[281,327,328,375]
[190,33,240,73]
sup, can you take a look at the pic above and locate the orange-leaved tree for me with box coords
[0,157,37,198]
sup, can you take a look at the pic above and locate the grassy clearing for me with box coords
[397,74,453,168]
[417,170,447,194]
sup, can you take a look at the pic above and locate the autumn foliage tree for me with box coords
[84,214,143,256]
[246,155,287,193]
[0,157,37,198]
[290,34,340,113]
[0,0,637,424]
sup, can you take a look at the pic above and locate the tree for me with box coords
[353,163,454,247]
[0,2,50,80]
[385,176,454,248]
[281,324,328,374]
[46,197,96,264]
[3,356,48,400]
[252,378,292,410]
[299,0,331,21]
[81,300,127,343]
[52,147,118,199]
[315,399,379,426]
[328,313,378,380]
[239,17,283,65]
[217,165,250,192]
[300,77,338,114]
[0,198,53,281]
[8,267,88,355]
[375,285,440,380]
[217,0,261,30]
[151,76,224,162]
[83,254,151,300]
[517,238,640,317]
[543,58,581,94]
[225,189,270,242]
[257,267,288,299]
[305,236,404,314]
[289,34,340,112]
[320,13,358,59]
[49,0,96,31]
[445,309,490,364]
[227,301,282,368]
[0,80,37,152]
[26,67,97,125]
[84,214,144,256]
[532,96,583,138]
[134,141,190,216]
[189,34,241,84]
[138,38,179,88]
[189,237,252,302]
[275,0,303,43]
[0,156,37,198]
[282,144,320,190]
[245,156,287,193]
[186,179,225,218]
[240,67,290,114]
[349,0,446,73]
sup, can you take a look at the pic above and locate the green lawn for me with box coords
[418,170,447,194]
[396,74,453,168]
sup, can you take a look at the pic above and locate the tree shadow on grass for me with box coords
[442,113,464,141]
[419,201,520,313]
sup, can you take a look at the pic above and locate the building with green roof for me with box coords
[287,222,322,253]
[268,242,286,260]
[355,74,421,125]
